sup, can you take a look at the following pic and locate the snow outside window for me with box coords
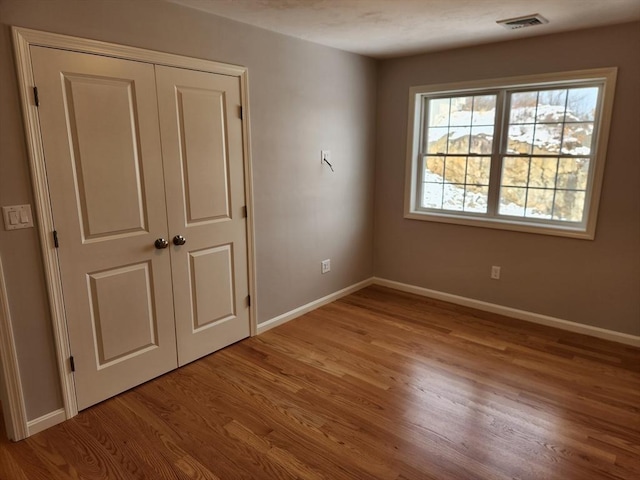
[404,69,617,239]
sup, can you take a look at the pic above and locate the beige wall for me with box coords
[0,0,376,420]
[374,22,640,336]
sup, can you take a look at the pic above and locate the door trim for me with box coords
[11,27,257,422]
[0,255,28,441]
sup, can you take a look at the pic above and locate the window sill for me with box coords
[403,210,594,240]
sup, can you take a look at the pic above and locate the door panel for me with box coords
[30,46,178,410]
[63,74,148,240]
[177,87,231,222]
[189,245,236,330]
[88,262,159,366]
[155,66,250,366]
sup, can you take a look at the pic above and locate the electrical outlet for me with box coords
[321,259,331,274]
[491,265,501,280]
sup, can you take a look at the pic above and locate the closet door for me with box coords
[155,66,250,366]
[30,47,178,410]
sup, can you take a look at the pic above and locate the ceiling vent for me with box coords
[497,14,548,30]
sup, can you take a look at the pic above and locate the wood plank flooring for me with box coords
[1,285,638,479]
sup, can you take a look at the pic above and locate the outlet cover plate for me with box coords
[491,265,501,280]
[321,259,331,274]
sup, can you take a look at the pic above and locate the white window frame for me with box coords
[404,68,617,239]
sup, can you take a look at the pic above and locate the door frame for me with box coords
[10,26,258,423]
[0,255,28,441]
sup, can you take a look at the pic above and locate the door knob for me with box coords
[173,235,186,246]
[154,238,169,249]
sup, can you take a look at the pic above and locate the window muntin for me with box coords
[406,69,616,239]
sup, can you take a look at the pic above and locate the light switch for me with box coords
[2,205,34,231]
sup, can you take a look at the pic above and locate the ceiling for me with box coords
[165,0,640,58]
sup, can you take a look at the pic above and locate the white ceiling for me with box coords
[166,0,640,58]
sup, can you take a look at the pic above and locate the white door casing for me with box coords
[11,27,256,424]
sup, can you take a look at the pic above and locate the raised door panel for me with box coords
[88,262,159,365]
[189,245,236,330]
[155,65,250,366]
[177,87,231,223]
[63,75,148,240]
[30,46,177,410]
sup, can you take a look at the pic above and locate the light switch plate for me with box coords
[2,205,34,230]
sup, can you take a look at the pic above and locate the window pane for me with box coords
[423,182,443,209]
[442,183,464,211]
[557,158,589,190]
[536,89,567,123]
[533,123,562,154]
[553,191,586,222]
[499,187,527,216]
[529,158,558,188]
[470,125,493,154]
[510,91,537,124]
[466,157,491,185]
[525,189,554,219]
[566,87,598,121]
[561,122,593,155]
[464,185,488,213]
[448,127,470,154]
[472,95,496,125]
[428,98,450,126]
[508,124,534,154]
[424,155,444,181]
[444,156,466,184]
[424,154,493,214]
[449,96,474,126]
[501,157,529,186]
[427,127,449,154]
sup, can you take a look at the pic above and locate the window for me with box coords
[405,68,617,239]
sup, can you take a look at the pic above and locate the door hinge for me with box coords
[242,205,248,218]
[239,105,243,120]
[33,87,39,107]
[247,295,251,307]
[69,356,75,372]
[53,230,59,248]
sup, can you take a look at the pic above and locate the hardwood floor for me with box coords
[1,285,638,479]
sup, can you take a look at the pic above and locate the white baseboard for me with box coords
[257,278,374,334]
[256,276,640,346]
[27,408,66,436]
[373,277,640,347]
